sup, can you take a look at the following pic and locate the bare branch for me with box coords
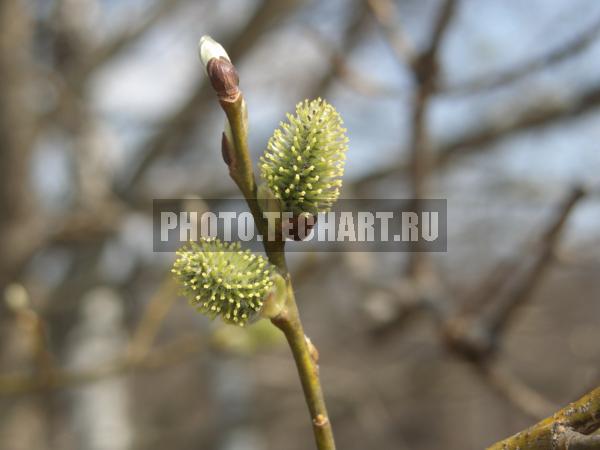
[407,0,457,277]
[77,0,188,82]
[366,274,451,339]
[303,21,400,98]
[487,386,600,449]
[438,186,586,366]
[558,428,600,450]
[445,15,600,96]
[480,364,558,420]
[437,87,600,166]
[120,0,303,196]
[365,0,416,67]
[354,83,600,191]
[126,277,178,362]
[305,0,370,99]
[423,0,457,63]
[0,333,206,396]
[478,186,586,339]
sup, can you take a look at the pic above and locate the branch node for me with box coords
[313,414,329,428]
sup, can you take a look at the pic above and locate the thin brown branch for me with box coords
[460,186,587,317]
[365,274,451,339]
[354,82,600,191]
[479,363,558,420]
[126,277,178,362]
[305,0,370,99]
[364,187,584,422]
[120,0,303,195]
[437,87,600,167]
[458,257,518,315]
[407,0,457,277]
[366,288,427,339]
[303,23,400,98]
[40,0,189,146]
[77,0,188,82]
[0,333,206,397]
[0,0,40,290]
[445,15,600,96]
[365,0,416,67]
[2,264,183,399]
[438,186,586,364]
[423,0,457,63]
[4,285,55,378]
[478,186,586,339]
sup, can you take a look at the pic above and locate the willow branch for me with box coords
[120,0,302,194]
[407,0,457,277]
[487,386,600,450]
[306,0,370,99]
[77,0,187,83]
[354,82,600,190]
[478,363,558,420]
[0,0,39,289]
[0,275,187,396]
[557,429,600,450]
[478,186,586,339]
[303,5,400,98]
[366,0,416,67]
[0,334,206,396]
[272,287,336,450]
[126,277,178,362]
[206,41,335,450]
[445,14,600,95]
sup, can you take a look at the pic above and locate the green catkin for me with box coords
[172,238,276,326]
[260,98,349,215]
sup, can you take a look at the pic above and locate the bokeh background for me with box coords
[1,0,599,449]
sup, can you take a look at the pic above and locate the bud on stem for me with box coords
[198,35,240,101]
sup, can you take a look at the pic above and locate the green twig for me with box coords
[272,283,336,450]
[203,36,336,449]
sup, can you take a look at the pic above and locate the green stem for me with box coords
[220,90,335,450]
[220,96,288,273]
[220,96,255,200]
[271,282,336,450]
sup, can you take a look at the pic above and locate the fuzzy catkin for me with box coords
[172,238,275,326]
[260,98,349,215]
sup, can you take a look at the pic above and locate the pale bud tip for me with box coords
[198,35,230,70]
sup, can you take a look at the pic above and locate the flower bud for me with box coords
[198,35,239,101]
[172,238,277,326]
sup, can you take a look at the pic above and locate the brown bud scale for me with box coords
[207,57,240,101]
